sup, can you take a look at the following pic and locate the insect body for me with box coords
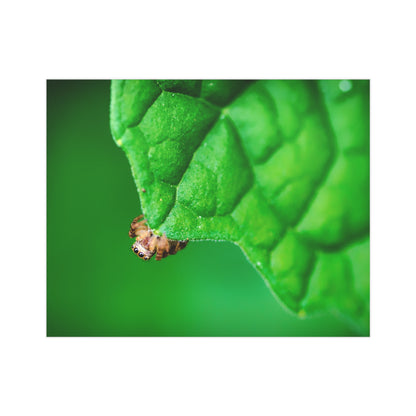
[129,214,188,261]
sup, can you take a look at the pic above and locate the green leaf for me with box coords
[110,79,370,335]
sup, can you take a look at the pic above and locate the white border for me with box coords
[2,1,416,415]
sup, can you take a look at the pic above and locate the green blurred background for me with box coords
[47,80,357,336]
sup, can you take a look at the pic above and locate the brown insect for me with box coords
[129,214,189,261]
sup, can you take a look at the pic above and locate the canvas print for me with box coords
[47,80,369,336]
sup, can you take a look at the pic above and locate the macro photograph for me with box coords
[5,2,416,415]
[47,79,370,337]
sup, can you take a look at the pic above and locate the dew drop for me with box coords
[298,310,306,318]
[339,79,352,93]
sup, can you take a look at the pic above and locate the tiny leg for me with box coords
[129,214,149,238]
[132,214,144,223]
[155,234,170,261]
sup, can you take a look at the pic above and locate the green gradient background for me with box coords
[47,80,357,336]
